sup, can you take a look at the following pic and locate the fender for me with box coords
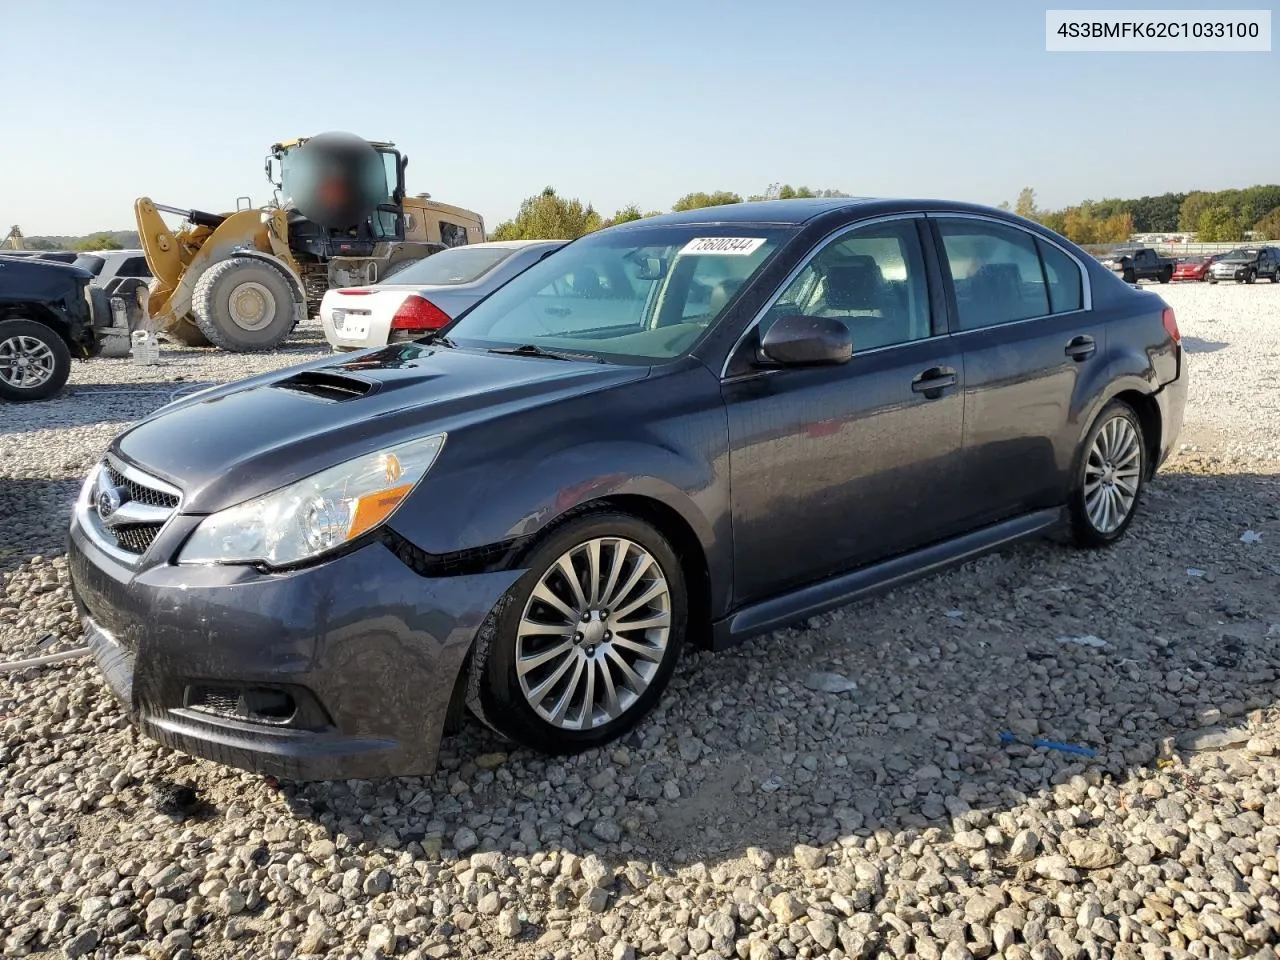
[227,248,308,324]
[390,435,733,614]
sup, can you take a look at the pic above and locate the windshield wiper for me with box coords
[487,343,601,362]
[422,332,457,348]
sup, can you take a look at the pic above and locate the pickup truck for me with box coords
[1101,247,1176,284]
[0,255,112,401]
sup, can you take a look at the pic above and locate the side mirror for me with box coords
[635,257,668,280]
[759,314,853,366]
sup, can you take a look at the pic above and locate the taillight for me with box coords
[391,295,451,331]
[1162,306,1181,345]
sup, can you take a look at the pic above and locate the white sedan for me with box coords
[320,240,567,351]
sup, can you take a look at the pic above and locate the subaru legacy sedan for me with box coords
[68,198,1187,780]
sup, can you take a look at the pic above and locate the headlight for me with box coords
[177,433,445,567]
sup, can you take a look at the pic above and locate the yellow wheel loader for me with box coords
[134,132,484,351]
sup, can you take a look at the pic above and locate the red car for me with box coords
[1172,255,1220,281]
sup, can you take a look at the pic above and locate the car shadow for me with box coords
[1181,336,1228,354]
[236,466,1280,882]
[0,477,81,576]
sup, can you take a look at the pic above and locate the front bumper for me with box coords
[1210,267,1250,281]
[68,512,520,780]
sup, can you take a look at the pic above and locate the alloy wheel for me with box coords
[0,334,57,390]
[1084,416,1142,534]
[515,537,672,730]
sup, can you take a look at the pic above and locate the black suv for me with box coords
[1207,245,1280,284]
[68,198,1188,780]
[0,255,110,401]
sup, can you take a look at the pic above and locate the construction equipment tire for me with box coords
[191,257,297,352]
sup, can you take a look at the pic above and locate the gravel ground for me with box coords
[1,287,1278,960]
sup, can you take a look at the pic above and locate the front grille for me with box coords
[80,455,182,562]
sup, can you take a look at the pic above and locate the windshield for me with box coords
[72,254,105,276]
[444,225,791,361]
[383,246,518,286]
[1222,248,1259,260]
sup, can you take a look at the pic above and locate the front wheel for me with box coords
[0,319,72,402]
[467,512,687,754]
[1157,269,1171,284]
[1122,268,1136,284]
[1245,269,1257,284]
[191,257,298,352]
[1069,400,1147,548]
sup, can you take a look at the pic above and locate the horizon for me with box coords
[2,0,1276,235]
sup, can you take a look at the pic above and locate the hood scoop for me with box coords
[273,370,377,402]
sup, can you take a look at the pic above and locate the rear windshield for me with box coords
[380,246,517,286]
[72,254,106,276]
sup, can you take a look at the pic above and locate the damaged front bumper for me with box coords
[68,513,520,781]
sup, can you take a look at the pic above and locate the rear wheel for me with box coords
[467,512,687,754]
[1069,400,1147,547]
[191,257,298,352]
[0,319,72,402]
[1271,268,1280,284]
[1158,268,1171,284]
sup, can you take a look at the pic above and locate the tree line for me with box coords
[489,184,850,241]
[999,185,1280,244]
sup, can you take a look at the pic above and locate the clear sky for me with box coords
[1,0,1274,235]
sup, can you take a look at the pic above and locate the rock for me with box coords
[793,844,826,870]
[954,830,986,851]
[497,910,521,939]
[477,891,501,915]
[804,672,858,693]
[1009,829,1040,862]
[368,923,396,954]
[62,929,99,959]
[1033,856,1080,883]
[806,918,838,951]
[582,888,610,913]
[705,912,737,942]
[592,819,622,843]
[1065,838,1120,870]
[474,752,508,769]
[746,847,775,870]
[613,941,636,960]
[770,892,806,924]
[470,851,509,875]
[364,867,393,895]
[452,827,479,854]
[581,855,612,888]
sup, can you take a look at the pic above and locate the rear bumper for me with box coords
[1153,361,1188,473]
[319,309,391,351]
[68,513,520,780]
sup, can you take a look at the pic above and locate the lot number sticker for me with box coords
[679,237,767,256]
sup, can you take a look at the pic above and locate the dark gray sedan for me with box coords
[68,198,1187,780]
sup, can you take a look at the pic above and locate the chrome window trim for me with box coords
[718,213,927,379]
[924,210,1093,316]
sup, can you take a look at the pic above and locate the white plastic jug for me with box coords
[131,330,160,366]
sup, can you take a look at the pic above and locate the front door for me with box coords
[722,216,967,605]
[930,215,1106,525]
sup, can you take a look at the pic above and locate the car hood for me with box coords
[113,342,649,513]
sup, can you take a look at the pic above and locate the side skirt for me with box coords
[709,507,1066,651]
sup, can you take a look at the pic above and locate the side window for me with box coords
[762,219,931,351]
[937,219,1049,330]
[1036,239,1083,313]
[439,221,469,248]
[119,256,151,278]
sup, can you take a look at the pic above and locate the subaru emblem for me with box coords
[96,479,122,522]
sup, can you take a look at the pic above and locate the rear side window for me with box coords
[937,219,1049,330]
[119,256,151,278]
[1036,239,1082,313]
[440,222,469,247]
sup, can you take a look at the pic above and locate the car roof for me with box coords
[82,249,145,257]
[461,240,566,250]
[613,197,1050,229]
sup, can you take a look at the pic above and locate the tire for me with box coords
[1068,400,1147,548]
[1122,268,1136,284]
[467,511,688,754]
[1271,269,1280,284]
[1157,269,1171,284]
[1208,276,1218,284]
[0,318,72,403]
[191,257,298,352]
[1244,268,1256,285]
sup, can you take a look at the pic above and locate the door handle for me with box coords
[911,366,957,398]
[1065,335,1096,361]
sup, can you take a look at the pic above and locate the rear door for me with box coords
[929,215,1104,526]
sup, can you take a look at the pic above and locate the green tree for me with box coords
[1196,206,1245,242]
[71,233,122,251]
[749,183,850,201]
[1253,206,1280,240]
[602,205,645,228]
[21,236,59,250]
[1178,192,1218,233]
[1014,188,1038,219]
[671,190,742,212]
[489,187,603,241]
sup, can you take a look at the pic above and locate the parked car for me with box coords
[1171,254,1222,282]
[0,255,110,401]
[1101,247,1175,284]
[73,248,153,298]
[68,198,1187,779]
[320,240,567,351]
[0,250,79,264]
[1207,245,1280,284]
